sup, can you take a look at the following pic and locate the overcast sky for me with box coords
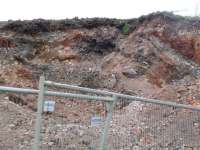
[0,0,199,21]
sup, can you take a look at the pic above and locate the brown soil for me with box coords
[1,12,200,149]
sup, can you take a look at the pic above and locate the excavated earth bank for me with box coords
[1,12,200,149]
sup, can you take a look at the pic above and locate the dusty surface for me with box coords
[1,12,200,149]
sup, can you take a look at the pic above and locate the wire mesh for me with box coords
[1,86,200,150]
[40,96,107,150]
[107,101,200,150]
[37,93,200,150]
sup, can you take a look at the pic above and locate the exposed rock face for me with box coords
[194,36,200,63]
[1,12,200,95]
[0,36,13,48]
[122,66,138,78]
[2,12,200,150]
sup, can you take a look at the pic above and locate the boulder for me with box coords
[122,67,138,78]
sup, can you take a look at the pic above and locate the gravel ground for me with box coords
[1,94,200,150]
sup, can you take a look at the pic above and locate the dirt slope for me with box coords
[1,12,200,149]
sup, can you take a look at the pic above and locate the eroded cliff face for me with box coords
[0,12,200,103]
[1,12,200,149]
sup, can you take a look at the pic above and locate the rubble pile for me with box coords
[1,12,200,149]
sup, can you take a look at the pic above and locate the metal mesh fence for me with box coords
[40,96,107,150]
[37,97,200,150]
[1,79,200,150]
[107,101,200,150]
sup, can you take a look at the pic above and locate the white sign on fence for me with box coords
[91,116,102,126]
[43,101,55,112]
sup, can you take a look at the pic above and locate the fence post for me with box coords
[33,76,45,150]
[99,95,117,150]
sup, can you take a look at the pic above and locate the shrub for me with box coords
[122,22,129,34]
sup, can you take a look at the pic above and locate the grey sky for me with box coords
[0,0,199,21]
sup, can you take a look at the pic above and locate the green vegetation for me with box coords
[122,22,129,34]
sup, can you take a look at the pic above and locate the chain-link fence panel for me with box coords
[107,101,200,150]
[40,96,108,150]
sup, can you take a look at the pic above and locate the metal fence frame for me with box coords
[1,76,200,150]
